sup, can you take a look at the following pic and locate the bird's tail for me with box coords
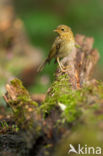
[37,58,49,72]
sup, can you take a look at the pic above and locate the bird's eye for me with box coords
[61,28,64,31]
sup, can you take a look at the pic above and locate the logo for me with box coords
[68,144,102,155]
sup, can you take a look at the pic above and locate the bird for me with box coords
[38,24,75,72]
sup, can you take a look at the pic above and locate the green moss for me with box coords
[11,78,30,97]
[0,120,19,133]
[7,78,38,129]
[40,74,81,122]
[40,74,69,110]
[10,79,37,107]
[11,78,23,86]
[59,91,82,122]
[40,75,103,123]
[8,77,103,128]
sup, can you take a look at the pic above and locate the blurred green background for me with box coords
[14,0,103,60]
[13,0,103,93]
[0,0,103,96]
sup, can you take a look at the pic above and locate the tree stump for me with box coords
[2,34,103,156]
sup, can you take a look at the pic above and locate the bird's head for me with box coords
[53,25,72,36]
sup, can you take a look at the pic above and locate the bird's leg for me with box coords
[63,64,71,70]
[57,57,62,69]
[57,57,68,72]
[57,57,71,72]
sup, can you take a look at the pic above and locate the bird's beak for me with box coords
[53,29,57,32]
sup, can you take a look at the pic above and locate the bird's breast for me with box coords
[58,40,75,58]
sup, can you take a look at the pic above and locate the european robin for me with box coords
[38,25,75,72]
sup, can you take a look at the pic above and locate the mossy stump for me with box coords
[2,34,103,156]
[4,78,39,130]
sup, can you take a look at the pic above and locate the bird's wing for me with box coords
[48,37,61,61]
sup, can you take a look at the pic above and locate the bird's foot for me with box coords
[62,65,71,69]
[60,65,71,72]
[57,57,71,72]
[60,67,68,72]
